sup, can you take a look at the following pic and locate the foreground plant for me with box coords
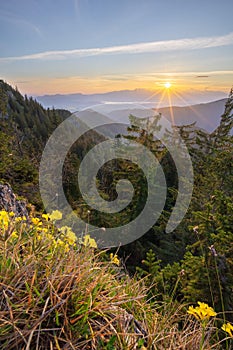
[0,210,149,349]
[187,302,217,323]
[0,210,232,349]
[187,302,217,349]
[222,322,233,337]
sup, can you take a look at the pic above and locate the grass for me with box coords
[0,210,232,349]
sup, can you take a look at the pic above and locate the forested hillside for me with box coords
[0,81,232,349]
[0,80,71,206]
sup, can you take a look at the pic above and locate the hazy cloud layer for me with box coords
[1,32,233,62]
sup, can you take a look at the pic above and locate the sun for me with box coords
[164,82,171,89]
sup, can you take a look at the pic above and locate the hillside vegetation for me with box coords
[0,80,232,349]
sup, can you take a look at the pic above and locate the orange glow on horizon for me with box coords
[7,75,230,96]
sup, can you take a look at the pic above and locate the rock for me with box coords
[0,183,28,217]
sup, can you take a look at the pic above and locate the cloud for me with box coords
[1,32,233,62]
[136,70,233,78]
[196,75,209,78]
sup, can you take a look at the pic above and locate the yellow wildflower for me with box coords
[187,301,217,321]
[9,211,15,217]
[59,226,77,245]
[56,238,65,246]
[15,217,22,223]
[48,210,62,221]
[37,234,42,241]
[42,213,50,221]
[58,241,70,252]
[110,253,120,266]
[66,231,77,245]
[15,216,27,222]
[45,233,54,241]
[10,231,18,240]
[0,210,9,229]
[82,234,97,248]
[222,323,233,337]
[31,217,42,226]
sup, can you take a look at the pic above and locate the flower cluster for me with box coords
[0,210,15,229]
[0,209,101,254]
[59,226,77,246]
[45,210,62,221]
[0,209,79,252]
[110,253,120,266]
[0,210,27,241]
[36,211,78,251]
[187,301,217,321]
[81,234,97,248]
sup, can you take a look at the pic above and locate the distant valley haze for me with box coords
[36,88,228,132]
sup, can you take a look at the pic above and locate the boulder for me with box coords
[0,183,28,217]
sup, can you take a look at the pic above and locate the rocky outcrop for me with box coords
[0,183,28,217]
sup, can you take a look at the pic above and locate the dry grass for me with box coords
[0,214,230,349]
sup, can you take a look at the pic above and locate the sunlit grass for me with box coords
[0,210,232,349]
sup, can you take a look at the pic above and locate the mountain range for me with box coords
[36,89,228,132]
[156,99,227,132]
[36,88,227,111]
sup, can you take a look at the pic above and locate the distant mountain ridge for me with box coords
[36,89,228,132]
[157,98,228,132]
[105,99,227,133]
[36,88,227,112]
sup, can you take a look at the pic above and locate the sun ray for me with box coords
[172,89,210,126]
[166,89,175,125]
[143,87,163,102]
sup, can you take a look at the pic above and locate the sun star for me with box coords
[164,82,171,89]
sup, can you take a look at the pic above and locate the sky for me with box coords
[0,0,233,97]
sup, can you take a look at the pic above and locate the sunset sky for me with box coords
[0,0,233,96]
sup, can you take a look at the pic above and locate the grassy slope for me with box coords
[0,211,229,350]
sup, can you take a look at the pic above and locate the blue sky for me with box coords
[0,0,233,95]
